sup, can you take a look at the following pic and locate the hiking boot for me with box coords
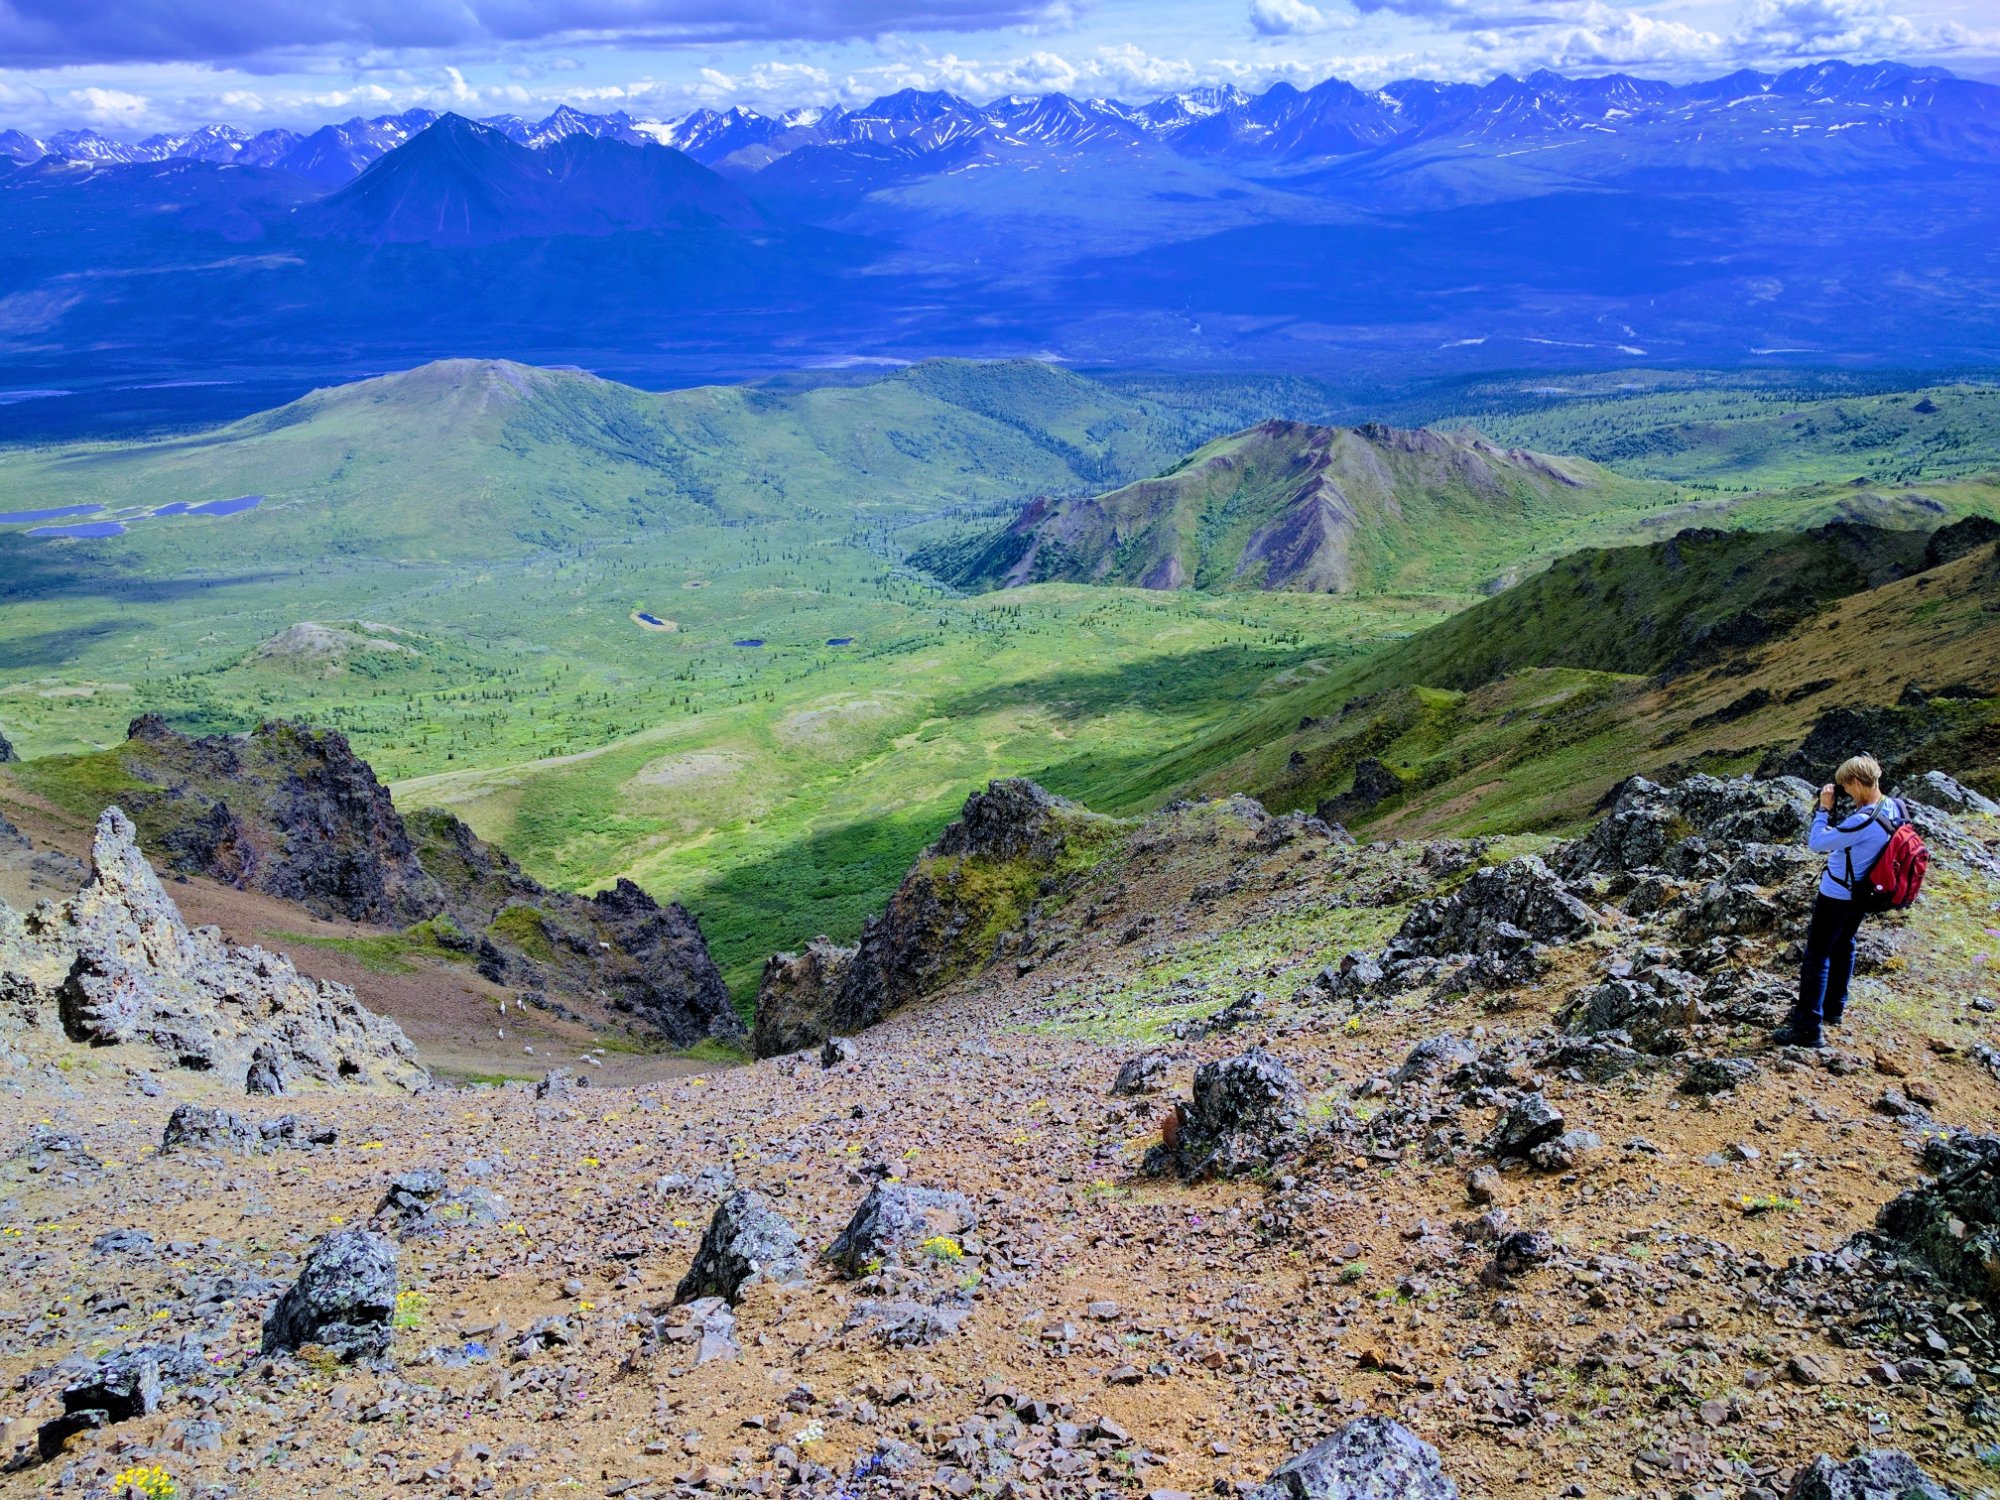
[1823,1003,1845,1028]
[1771,1023,1825,1050]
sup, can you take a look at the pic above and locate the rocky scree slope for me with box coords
[0,806,424,1089]
[50,716,740,1047]
[2,770,1999,1496]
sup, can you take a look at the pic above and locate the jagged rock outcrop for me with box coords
[1876,1133,2000,1300]
[1906,770,1999,816]
[1147,1048,1305,1180]
[262,1229,399,1362]
[90,717,740,1047]
[752,937,859,1059]
[751,780,1115,1057]
[36,1342,209,1460]
[1561,774,1815,885]
[0,724,14,762]
[371,1168,505,1240]
[1787,1450,1957,1500]
[0,808,426,1089]
[1247,1417,1459,1500]
[1316,757,1406,822]
[124,714,442,925]
[1112,1052,1169,1095]
[1385,855,1598,963]
[674,1190,807,1304]
[161,1104,257,1154]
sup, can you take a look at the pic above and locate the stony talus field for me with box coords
[4,765,2000,1500]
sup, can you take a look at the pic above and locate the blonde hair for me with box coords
[1836,754,1881,790]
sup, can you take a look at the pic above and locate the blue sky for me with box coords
[2,0,1996,135]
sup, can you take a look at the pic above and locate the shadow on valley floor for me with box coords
[0,542,291,608]
[0,619,151,672]
[926,638,1349,728]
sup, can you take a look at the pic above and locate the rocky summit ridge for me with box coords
[98,716,741,1047]
[0,806,424,1090]
[2,762,1999,1497]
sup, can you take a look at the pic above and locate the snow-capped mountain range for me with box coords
[6,59,1994,187]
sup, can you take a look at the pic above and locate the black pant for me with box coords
[1797,893,1867,1034]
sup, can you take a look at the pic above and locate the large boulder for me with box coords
[1901,771,1998,816]
[751,937,859,1059]
[0,808,426,1088]
[262,1229,399,1362]
[1875,1133,2000,1300]
[824,1183,977,1277]
[675,1189,807,1304]
[160,1104,257,1155]
[1385,856,1597,962]
[0,725,14,762]
[1148,1048,1304,1180]
[1787,1451,1957,1500]
[1247,1417,1459,1500]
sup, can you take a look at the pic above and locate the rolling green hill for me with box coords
[915,418,1679,596]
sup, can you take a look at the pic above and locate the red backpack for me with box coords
[1851,799,1929,912]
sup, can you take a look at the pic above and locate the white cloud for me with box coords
[66,86,151,125]
[1248,0,1348,36]
[1472,1,1725,67]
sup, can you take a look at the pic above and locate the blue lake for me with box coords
[0,504,101,524]
[151,502,191,516]
[733,639,766,648]
[636,612,666,626]
[826,637,854,646]
[29,521,126,538]
[187,494,262,517]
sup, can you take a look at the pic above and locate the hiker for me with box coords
[1774,754,1906,1049]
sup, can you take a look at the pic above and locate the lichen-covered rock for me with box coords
[1528,1130,1601,1173]
[1384,856,1597,964]
[1902,771,1999,816]
[1487,1093,1564,1158]
[1148,1048,1305,1180]
[1786,1450,1958,1500]
[372,1168,506,1239]
[752,937,858,1059]
[1875,1133,2000,1300]
[1681,1056,1760,1095]
[534,1067,583,1100]
[161,1104,257,1155]
[262,1228,399,1361]
[674,1189,807,1304]
[1394,1035,1478,1085]
[821,1035,859,1067]
[1562,774,1816,883]
[1559,967,1703,1054]
[824,1183,977,1277]
[0,808,426,1087]
[0,724,14,762]
[245,1043,286,1096]
[753,780,1117,1056]
[36,1343,208,1459]
[1111,1052,1169,1095]
[1246,1417,1459,1500]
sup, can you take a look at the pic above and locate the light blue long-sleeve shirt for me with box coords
[1807,799,1902,901]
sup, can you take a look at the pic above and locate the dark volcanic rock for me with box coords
[1787,1450,1957,1500]
[1924,514,2000,570]
[752,937,859,1059]
[1903,770,1999,816]
[1148,1047,1304,1180]
[1112,1051,1169,1095]
[1562,774,1815,882]
[1386,855,1597,962]
[1246,1416,1459,1500]
[675,1189,807,1304]
[161,1104,257,1155]
[262,1228,399,1361]
[1487,1092,1564,1158]
[36,1344,207,1460]
[1760,702,1967,790]
[820,1035,858,1067]
[94,718,741,1047]
[122,717,443,926]
[245,1043,287,1096]
[1316,757,1406,823]
[1876,1133,2000,1300]
[0,724,13,762]
[0,808,425,1087]
[824,1183,976,1277]
[752,780,1112,1056]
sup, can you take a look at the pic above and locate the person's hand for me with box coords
[1819,783,1837,811]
